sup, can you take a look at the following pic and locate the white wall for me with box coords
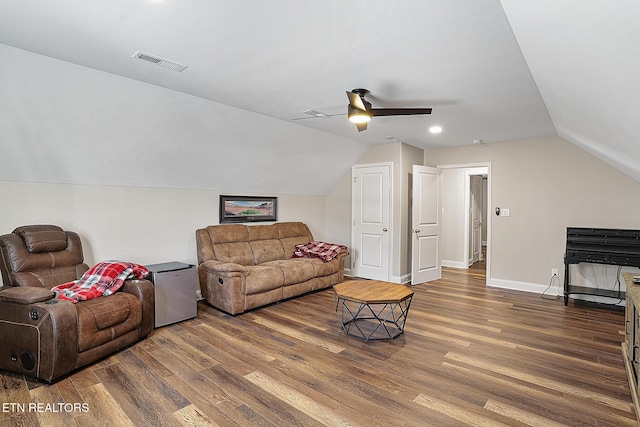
[425,136,640,296]
[440,168,467,268]
[0,180,326,285]
[325,169,353,273]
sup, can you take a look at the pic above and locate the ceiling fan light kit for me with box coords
[348,105,372,123]
[346,88,433,132]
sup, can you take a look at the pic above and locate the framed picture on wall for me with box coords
[219,195,278,223]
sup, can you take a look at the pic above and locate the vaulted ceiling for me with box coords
[0,1,638,195]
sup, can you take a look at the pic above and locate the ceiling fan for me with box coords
[346,88,432,132]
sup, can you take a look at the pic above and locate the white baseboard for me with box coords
[397,273,412,284]
[488,277,562,296]
[442,260,468,269]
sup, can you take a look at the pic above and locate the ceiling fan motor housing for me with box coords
[351,88,370,98]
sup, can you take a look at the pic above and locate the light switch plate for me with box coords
[501,208,510,216]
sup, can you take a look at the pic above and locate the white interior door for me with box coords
[411,165,442,284]
[352,163,391,281]
[470,175,483,264]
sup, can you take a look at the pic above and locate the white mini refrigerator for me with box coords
[146,262,198,328]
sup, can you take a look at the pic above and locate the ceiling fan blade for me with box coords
[292,113,346,121]
[371,108,432,117]
[356,122,368,132]
[346,91,367,111]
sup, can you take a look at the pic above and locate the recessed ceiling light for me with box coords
[429,126,442,134]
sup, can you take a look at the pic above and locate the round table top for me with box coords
[333,280,414,304]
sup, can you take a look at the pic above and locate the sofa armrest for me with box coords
[198,260,247,315]
[0,286,54,304]
[0,293,79,382]
[200,260,247,276]
[120,278,155,337]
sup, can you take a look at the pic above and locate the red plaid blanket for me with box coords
[52,261,149,303]
[292,241,348,262]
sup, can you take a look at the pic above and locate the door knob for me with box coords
[415,229,421,234]
[383,228,388,232]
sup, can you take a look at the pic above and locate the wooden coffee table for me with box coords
[333,280,414,341]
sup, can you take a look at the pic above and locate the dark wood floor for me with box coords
[1,265,636,426]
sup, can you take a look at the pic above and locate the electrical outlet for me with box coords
[551,268,559,277]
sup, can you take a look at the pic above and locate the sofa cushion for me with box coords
[247,225,278,241]
[275,222,311,239]
[213,242,255,265]
[14,225,68,253]
[244,266,285,295]
[275,223,313,257]
[251,240,285,264]
[280,236,312,258]
[208,224,249,244]
[298,257,340,277]
[262,259,315,286]
[10,265,88,289]
[247,225,285,264]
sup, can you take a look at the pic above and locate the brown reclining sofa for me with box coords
[196,222,347,315]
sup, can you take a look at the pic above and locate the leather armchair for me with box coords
[0,225,154,382]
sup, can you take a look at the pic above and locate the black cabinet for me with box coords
[563,227,640,306]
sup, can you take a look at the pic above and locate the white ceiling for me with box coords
[0,0,638,194]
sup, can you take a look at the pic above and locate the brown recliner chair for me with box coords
[0,225,154,382]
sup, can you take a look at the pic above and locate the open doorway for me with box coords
[468,173,487,272]
[438,163,491,284]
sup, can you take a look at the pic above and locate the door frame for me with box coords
[438,162,492,284]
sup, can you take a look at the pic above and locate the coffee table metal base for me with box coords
[335,294,413,341]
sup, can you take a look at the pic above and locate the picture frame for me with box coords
[219,195,278,223]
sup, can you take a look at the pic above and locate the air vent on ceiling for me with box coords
[133,51,188,72]
[303,109,329,118]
